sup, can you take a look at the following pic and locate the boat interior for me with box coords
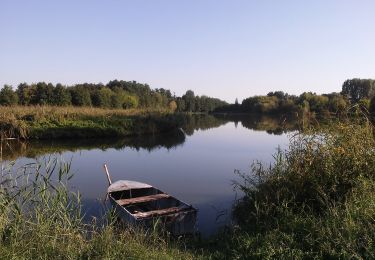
[109,187,192,219]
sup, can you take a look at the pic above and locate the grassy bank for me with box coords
[0,159,200,259]
[204,120,375,258]
[0,106,183,139]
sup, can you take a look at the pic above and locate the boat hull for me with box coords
[107,182,197,235]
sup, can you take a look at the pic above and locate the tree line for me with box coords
[217,78,375,116]
[0,80,227,112]
[1,78,375,116]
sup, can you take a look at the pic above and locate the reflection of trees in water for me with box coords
[3,114,308,161]
[2,129,186,161]
[212,114,302,135]
[180,113,304,136]
[240,115,300,135]
[181,114,229,136]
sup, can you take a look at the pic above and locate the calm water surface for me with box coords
[7,115,293,235]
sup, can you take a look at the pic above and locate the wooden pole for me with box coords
[103,164,112,186]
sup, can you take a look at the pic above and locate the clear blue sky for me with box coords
[1,0,375,102]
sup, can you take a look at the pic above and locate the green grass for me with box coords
[0,106,183,139]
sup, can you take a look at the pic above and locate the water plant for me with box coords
[0,157,197,259]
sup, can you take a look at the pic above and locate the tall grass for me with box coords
[0,106,182,139]
[0,157,198,259]
[204,120,375,259]
[0,105,173,117]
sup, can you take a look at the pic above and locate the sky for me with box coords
[1,0,375,102]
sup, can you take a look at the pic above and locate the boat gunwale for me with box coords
[108,181,197,221]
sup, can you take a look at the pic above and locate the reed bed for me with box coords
[0,157,199,259]
[0,105,172,118]
[0,106,182,139]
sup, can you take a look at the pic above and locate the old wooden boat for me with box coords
[103,164,197,235]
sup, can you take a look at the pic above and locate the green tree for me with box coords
[328,94,348,113]
[123,95,139,109]
[16,83,34,105]
[110,91,124,109]
[152,92,164,108]
[92,88,114,108]
[183,90,195,112]
[242,96,279,113]
[52,84,72,106]
[70,87,92,106]
[176,98,186,112]
[194,96,202,112]
[299,92,329,114]
[30,82,54,105]
[110,88,138,109]
[342,79,375,103]
[267,91,288,100]
[0,85,18,105]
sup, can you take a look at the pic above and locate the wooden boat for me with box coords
[103,164,197,235]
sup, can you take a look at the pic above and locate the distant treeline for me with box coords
[1,78,375,116]
[0,80,227,113]
[217,78,375,116]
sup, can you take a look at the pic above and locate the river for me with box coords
[3,114,297,236]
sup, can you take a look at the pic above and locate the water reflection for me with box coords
[3,114,301,161]
[3,114,295,235]
[182,114,229,135]
[213,114,303,135]
[2,129,186,161]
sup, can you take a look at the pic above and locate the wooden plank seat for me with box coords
[116,193,170,206]
[133,207,188,219]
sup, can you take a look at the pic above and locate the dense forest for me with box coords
[217,78,375,116]
[0,80,227,113]
[1,78,375,116]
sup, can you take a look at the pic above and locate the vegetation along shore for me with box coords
[0,106,185,140]
[1,78,375,116]
[1,119,374,258]
[1,78,375,140]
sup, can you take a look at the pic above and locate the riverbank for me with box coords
[1,118,374,259]
[202,120,375,258]
[0,157,199,259]
[0,106,184,139]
